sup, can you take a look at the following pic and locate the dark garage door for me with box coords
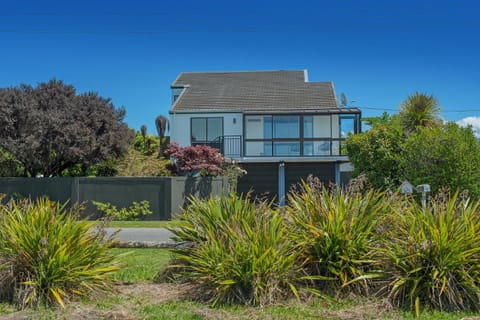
[237,163,278,201]
[285,162,335,194]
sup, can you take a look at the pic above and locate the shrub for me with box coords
[286,177,388,294]
[163,142,224,176]
[0,197,118,308]
[116,147,172,177]
[379,192,480,314]
[93,200,153,221]
[168,193,301,306]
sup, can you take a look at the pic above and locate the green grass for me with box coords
[0,302,16,315]
[106,220,180,228]
[110,248,172,283]
[137,299,480,320]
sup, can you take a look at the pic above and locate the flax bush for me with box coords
[379,192,480,314]
[168,193,302,306]
[286,177,388,294]
[0,197,118,308]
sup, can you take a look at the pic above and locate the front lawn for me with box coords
[1,248,479,319]
[110,248,172,283]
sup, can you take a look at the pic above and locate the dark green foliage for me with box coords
[59,158,119,177]
[0,79,133,177]
[400,123,480,198]
[0,148,23,177]
[347,92,480,198]
[346,123,403,189]
[362,111,400,128]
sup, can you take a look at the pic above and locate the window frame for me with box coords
[190,117,224,144]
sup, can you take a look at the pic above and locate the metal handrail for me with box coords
[192,135,243,158]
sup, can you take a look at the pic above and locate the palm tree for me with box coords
[155,115,169,158]
[140,125,147,152]
[399,92,441,135]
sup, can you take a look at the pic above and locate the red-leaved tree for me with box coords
[163,142,224,176]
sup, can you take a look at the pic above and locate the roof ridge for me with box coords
[178,70,305,75]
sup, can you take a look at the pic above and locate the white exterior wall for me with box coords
[169,112,243,147]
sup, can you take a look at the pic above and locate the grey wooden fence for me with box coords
[0,177,227,220]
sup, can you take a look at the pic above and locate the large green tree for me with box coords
[0,79,133,177]
[346,122,403,189]
[347,92,480,198]
[400,123,480,198]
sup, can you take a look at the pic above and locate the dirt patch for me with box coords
[65,307,135,320]
[117,282,190,304]
[0,283,190,320]
[322,299,397,320]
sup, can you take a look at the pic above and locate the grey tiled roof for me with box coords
[169,70,359,114]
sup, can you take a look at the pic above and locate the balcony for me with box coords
[192,135,243,159]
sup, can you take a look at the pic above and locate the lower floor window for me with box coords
[274,142,300,156]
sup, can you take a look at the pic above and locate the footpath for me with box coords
[104,227,178,248]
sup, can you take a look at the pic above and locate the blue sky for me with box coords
[1,0,479,136]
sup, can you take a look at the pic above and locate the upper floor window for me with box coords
[245,115,300,139]
[303,115,335,138]
[340,115,356,138]
[245,116,272,139]
[244,113,359,157]
[171,87,184,104]
[191,117,223,143]
[273,116,300,139]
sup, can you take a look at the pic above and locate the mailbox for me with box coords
[416,184,431,193]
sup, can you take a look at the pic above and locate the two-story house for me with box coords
[169,70,361,203]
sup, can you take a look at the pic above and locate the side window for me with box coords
[191,118,207,142]
[340,116,355,138]
[191,117,223,143]
[207,118,223,141]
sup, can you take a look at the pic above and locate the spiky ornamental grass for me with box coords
[286,178,388,295]
[168,193,302,307]
[0,197,118,309]
[379,192,480,315]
